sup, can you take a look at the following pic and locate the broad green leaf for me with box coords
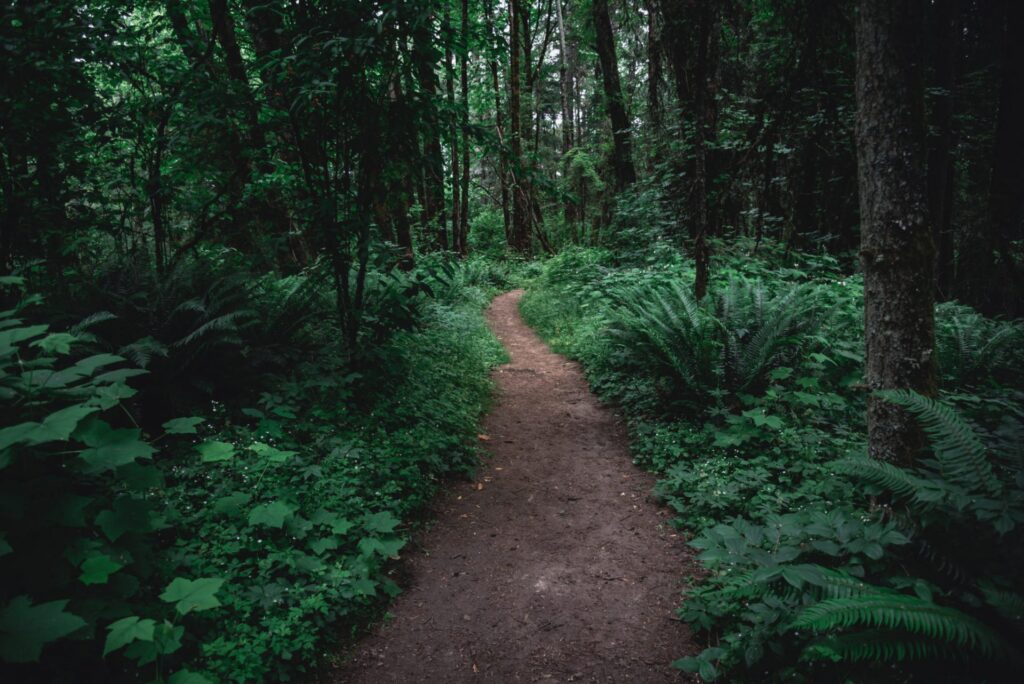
[162,417,204,435]
[248,501,297,528]
[31,332,76,355]
[71,353,126,376]
[363,511,400,534]
[123,621,183,664]
[213,492,251,515]
[0,423,35,451]
[197,441,235,463]
[358,536,405,558]
[80,554,124,585]
[103,616,155,657]
[169,670,214,684]
[0,596,86,663]
[95,498,154,541]
[249,441,297,462]
[350,578,377,596]
[79,422,155,472]
[160,578,224,615]
[309,536,340,555]
[29,405,100,445]
[0,537,10,557]
[332,519,355,534]
[0,324,49,355]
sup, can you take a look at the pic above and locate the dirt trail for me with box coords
[334,290,699,682]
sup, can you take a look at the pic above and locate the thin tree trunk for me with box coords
[856,0,938,467]
[460,0,471,255]
[445,5,461,254]
[592,0,637,190]
[414,12,448,250]
[509,0,530,252]
[484,0,512,241]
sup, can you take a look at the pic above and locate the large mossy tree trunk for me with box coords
[855,0,938,467]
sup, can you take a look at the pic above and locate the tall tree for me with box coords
[592,0,636,190]
[444,4,461,254]
[855,0,938,466]
[413,11,448,250]
[508,0,531,252]
[484,0,512,241]
[459,0,471,255]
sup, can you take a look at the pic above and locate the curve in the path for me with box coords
[335,290,698,682]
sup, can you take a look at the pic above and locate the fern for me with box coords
[837,456,935,505]
[792,594,1010,658]
[877,389,1001,497]
[803,629,972,663]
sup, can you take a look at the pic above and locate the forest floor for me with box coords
[333,290,699,682]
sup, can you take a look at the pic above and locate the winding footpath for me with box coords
[334,290,699,682]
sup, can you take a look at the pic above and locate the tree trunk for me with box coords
[460,0,471,256]
[445,5,461,254]
[592,0,636,190]
[508,0,531,253]
[855,0,938,467]
[556,0,573,153]
[413,12,448,250]
[484,0,512,242]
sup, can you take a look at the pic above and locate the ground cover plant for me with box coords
[521,242,1024,682]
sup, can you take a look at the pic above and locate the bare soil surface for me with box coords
[333,290,699,682]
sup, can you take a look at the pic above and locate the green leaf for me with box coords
[160,578,224,615]
[358,536,405,558]
[0,537,11,558]
[249,441,297,462]
[103,616,155,657]
[0,324,49,355]
[742,409,784,430]
[363,511,400,534]
[197,440,235,463]
[0,596,86,663]
[79,422,155,472]
[31,332,76,355]
[95,498,154,541]
[162,417,204,435]
[248,501,297,528]
[169,670,214,684]
[213,492,251,515]
[16,405,99,447]
[309,536,340,555]
[80,554,124,585]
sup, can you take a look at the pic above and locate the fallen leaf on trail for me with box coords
[477,434,491,441]
[475,482,484,491]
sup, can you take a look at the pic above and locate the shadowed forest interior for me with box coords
[1,0,1023,681]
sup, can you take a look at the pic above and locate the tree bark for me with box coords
[508,0,531,252]
[855,0,938,467]
[592,0,636,190]
[460,0,471,255]
[484,0,512,241]
[413,12,448,250]
[445,5,461,254]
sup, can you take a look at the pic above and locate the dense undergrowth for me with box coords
[520,242,1024,682]
[0,253,521,682]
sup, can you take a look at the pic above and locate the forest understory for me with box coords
[2,0,1023,682]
